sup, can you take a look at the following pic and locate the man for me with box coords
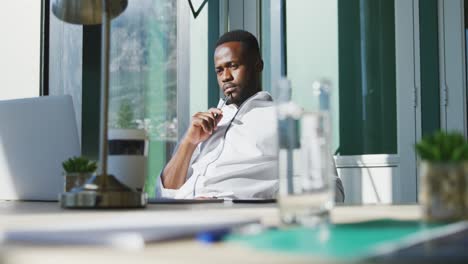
[158,30,344,201]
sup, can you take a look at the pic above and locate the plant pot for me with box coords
[108,128,148,191]
[64,172,93,192]
[419,161,467,221]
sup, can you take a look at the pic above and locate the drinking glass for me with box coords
[276,79,335,226]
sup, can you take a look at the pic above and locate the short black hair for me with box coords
[215,30,261,59]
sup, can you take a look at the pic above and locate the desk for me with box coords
[0,201,420,264]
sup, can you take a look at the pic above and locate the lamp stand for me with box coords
[60,0,147,208]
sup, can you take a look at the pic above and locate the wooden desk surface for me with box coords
[0,201,420,264]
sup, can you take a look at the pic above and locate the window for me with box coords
[279,0,400,204]
[284,0,397,155]
[49,0,178,198]
[49,2,83,135]
[109,0,177,197]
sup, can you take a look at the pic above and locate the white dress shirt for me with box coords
[157,91,279,199]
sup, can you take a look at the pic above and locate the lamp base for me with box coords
[60,174,147,208]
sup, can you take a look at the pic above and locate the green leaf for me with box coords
[415,141,436,160]
[415,130,468,162]
[62,156,98,173]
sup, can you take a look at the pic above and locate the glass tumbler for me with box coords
[276,79,335,226]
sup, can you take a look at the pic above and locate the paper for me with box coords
[0,214,259,250]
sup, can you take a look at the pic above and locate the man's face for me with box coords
[214,41,259,106]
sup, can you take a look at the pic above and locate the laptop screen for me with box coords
[0,95,80,200]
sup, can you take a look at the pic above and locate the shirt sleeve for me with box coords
[155,171,178,198]
[335,177,345,203]
[154,141,202,198]
[333,158,345,203]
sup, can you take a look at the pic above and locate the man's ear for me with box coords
[256,59,264,72]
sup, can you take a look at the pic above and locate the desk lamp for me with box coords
[53,0,147,208]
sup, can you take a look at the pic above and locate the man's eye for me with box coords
[230,64,238,69]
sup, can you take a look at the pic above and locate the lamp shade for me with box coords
[51,0,128,25]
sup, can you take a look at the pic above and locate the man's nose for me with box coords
[222,69,233,82]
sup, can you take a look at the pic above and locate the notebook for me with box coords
[228,219,467,261]
[0,95,80,200]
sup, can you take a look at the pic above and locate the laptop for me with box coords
[0,95,80,201]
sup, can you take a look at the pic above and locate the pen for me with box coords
[214,94,231,119]
[196,223,269,244]
[196,228,231,244]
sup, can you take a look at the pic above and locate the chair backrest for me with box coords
[0,95,80,200]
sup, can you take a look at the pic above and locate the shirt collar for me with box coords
[216,91,273,108]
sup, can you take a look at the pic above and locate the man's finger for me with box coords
[200,115,216,133]
[208,108,223,115]
[193,118,211,134]
[207,108,223,127]
[209,108,223,120]
[198,113,217,130]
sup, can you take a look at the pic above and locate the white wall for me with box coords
[0,1,41,100]
[336,155,399,204]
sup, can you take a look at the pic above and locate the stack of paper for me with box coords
[0,214,259,250]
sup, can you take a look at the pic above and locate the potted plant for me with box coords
[415,131,468,221]
[62,156,98,192]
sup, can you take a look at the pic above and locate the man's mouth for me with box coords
[223,86,237,95]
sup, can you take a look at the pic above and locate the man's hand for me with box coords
[184,108,223,145]
[161,108,223,190]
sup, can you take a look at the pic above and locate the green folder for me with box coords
[228,220,448,261]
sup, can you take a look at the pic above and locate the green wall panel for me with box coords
[419,0,440,136]
[338,0,397,155]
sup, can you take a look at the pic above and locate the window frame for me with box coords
[40,0,50,96]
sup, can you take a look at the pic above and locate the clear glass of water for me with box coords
[276,79,335,226]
